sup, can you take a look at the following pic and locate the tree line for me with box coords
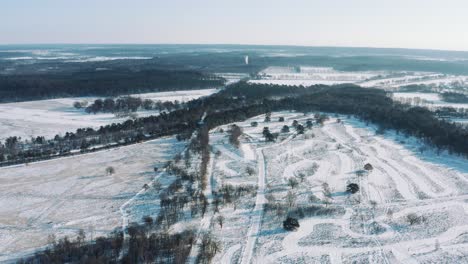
[16,81,468,263]
[0,69,224,103]
[80,96,185,114]
[2,82,468,166]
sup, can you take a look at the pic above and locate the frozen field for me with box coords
[392,92,468,109]
[250,66,380,86]
[0,89,217,141]
[250,66,468,91]
[0,137,185,261]
[203,112,468,263]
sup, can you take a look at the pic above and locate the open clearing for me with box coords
[0,136,185,262]
[0,89,217,141]
[204,111,468,263]
[2,109,468,263]
[250,66,468,91]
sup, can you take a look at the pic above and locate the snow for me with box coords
[0,137,185,262]
[251,66,468,92]
[250,66,380,86]
[0,89,217,141]
[203,111,468,263]
[392,92,468,109]
[2,108,468,262]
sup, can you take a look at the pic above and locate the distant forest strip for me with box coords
[0,69,224,102]
[81,96,185,114]
[441,92,468,103]
[1,82,467,166]
[219,82,468,156]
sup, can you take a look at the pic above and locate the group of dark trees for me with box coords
[20,225,196,264]
[220,82,468,156]
[2,81,468,166]
[434,107,468,121]
[13,80,468,262]
[0,69,224,103]
[441,92,468,103]
[227,124,243,147]
[82,96,184,114]
[283,217,300,231]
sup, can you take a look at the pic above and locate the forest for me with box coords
[82,96,184,114]
[11,81,468,262]
[441,92,468,103]
[0,69,223,102]
[1,82,467,167]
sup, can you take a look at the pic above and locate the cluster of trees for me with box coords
[20,226,195,264]
[81,97,184,114]
[0,107,205,165]
[0,69,224,103]
[19,230,123,263]
[215,184,257,210]
[221,82,468,157]
[441,92,468,103]
[2,82,468,166]
[434,106,468,120]
[227,124,243,147]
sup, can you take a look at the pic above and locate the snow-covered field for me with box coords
[0,136,185,262]
[0,89,217,141]
[250,66,468,92]
[392,92,468,109]
[215,73,250,85]
[203,112,468,263]
[2,108,468,263]
[250,66,380,86]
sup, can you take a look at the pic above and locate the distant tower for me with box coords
[245,55,249,65]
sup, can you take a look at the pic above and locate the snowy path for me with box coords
[239,132,297,264]
[239,148,266,264]
[200,112,468,263]
[118,168,169,259]
[245,115,468,263]
[187,152,216,264]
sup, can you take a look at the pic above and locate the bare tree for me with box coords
[322,183,332,207]
[216,215,225,229]
[298,172,306,183]
[246,166,255,176]
[406,213,423,225]
[76,229,86,246]
[286,191,297,208]
[386,208,394,220]
[308,193,319,203]
[288,177,299,189]
[47,233,56,247]
[198,233,221,263]
[153,180,162,191]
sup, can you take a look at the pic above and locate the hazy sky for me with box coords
[1,0,467,51]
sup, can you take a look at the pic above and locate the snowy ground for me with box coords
[250,66,381,86]
[215,73,250,85]
[204,111,468,263]
[392,92,468,110]
[0,89,217,141]
[0,137,185,262]
[250,66,468,92]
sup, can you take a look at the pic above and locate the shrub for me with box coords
[346,183,359,194]
[283,217,300,231]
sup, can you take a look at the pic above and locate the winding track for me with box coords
[253,118,468,263]
[212,114,468,263]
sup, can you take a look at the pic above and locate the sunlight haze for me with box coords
[1,0,467,51]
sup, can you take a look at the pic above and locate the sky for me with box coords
[1,0,468,51]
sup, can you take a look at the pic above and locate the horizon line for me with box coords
[0,43,467,53]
